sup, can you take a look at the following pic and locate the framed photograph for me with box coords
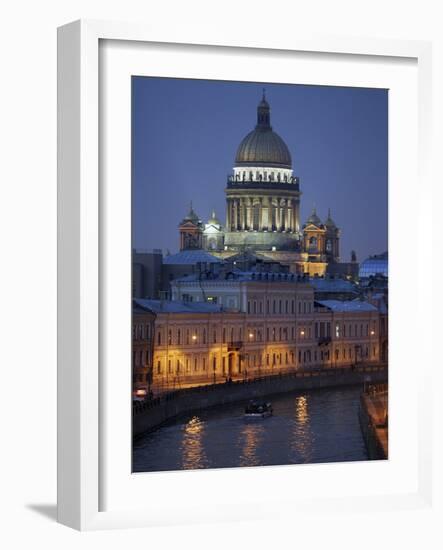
[58,19,433,531]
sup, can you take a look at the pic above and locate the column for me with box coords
[246,199,251,230]
[226,199,230,230]
[294,201,300,234]
[287,200,293,232]
[276,199,281,231]
[233,199,238,231]
[262,197,269,231]
[241,198,246,230]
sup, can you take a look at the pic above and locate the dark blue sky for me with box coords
[132,77,387,262]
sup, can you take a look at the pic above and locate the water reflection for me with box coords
[133,387,369,472]
[291,395,313,463]
[181,416,208,469]
[239,421,265,467]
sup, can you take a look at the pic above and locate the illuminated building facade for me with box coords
[134,289,380,394]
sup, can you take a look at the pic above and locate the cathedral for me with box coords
[178,93,345,277]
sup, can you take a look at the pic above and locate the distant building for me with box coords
[359,251,388,279]
[309,276,359,301]
[132,249,163,299]
[132,302,156,395]
[171,94,357,278]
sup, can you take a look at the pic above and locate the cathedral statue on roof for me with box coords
[177,93,349,277]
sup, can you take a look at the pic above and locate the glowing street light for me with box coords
[370,330,375,336]
[192,334,197,341]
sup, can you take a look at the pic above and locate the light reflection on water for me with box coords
[290,395,313,463]
[239,421,265,467]
[133,386,369,473]
[181,416,208,470]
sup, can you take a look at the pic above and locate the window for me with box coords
[273,301,276,314]
[285,300,289,314]
[186,330,189,345]
[291,300,295,314]
[157,331,162,345]
[335,323,340,338]
[176,359,180,373]
[213,330,217,343]
[177,329,181,344]
[212,357,217,371]
[168,360,172,374]
[203,329,206,344]
[157,360,161,374]
[168,330,172,345]
[279,300,282,314]
[247,301,251,314]
[194,357,198,371]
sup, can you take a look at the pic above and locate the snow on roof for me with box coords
[134,299,222,314]
[163,249,223,265]
[316,300,377,313]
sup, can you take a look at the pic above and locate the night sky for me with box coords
[132,77,388,262]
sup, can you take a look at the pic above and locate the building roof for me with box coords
[163,249,224,265]
[324,208,337,229]
[235,95,292,169]
[316,300,377,312]
[134,299,222,314]
[181,202,200,224]
[359,252,388,278]
[309,278,357,293]
[305,206,323,227]
[172,269,308,284]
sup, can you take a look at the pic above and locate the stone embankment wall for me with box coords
[358,385,388,459]
[134,365,388,437]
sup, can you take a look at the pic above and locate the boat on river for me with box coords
[244,400,273,418]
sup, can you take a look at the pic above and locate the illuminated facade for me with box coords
[134,289,380,394]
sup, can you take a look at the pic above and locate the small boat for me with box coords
[244,400,273,418]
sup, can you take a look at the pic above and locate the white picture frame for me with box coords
[57,19,435,531]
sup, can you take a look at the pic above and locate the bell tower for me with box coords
[178,203,203,251]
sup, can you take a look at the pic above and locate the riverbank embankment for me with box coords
[134,365,388,437]
[358,383,388,459]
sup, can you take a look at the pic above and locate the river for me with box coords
[133,385,368,472]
